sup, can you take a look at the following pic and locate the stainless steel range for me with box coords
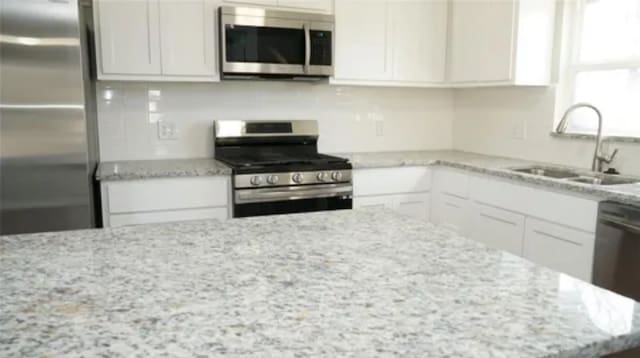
[214,120,352,218]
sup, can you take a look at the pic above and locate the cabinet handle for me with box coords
[480,212,516,226]
[533,229,581,247]
[445,202,460,209]
[443,192,467,200]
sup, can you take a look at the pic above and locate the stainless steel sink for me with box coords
[509,166,640,186]
[511,166,581,179]
[567,176,640,186]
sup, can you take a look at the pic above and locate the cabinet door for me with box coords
[523,218,595,282]
[277,0,331,12]
[334,0,391,81]
[396,193,430,221]
[449,0,515,83]
[158,0,217,77]
[471,203,525,256]
[354,196,394,210]
[390,0,447,82]
[431,192,470,234]
[221,0,277,5]
[353,167,431,197]
[109,207,229,227]
[96,0,161,75]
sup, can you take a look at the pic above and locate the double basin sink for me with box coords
[510,166,640,186]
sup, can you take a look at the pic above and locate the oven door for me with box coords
[220,9,333,77]
[233,183,352,218]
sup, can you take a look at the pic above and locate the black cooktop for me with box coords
[215,147,351,174]
[219,152,346,167]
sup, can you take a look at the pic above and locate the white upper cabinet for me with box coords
[333,0,448,86]
[96,0,162,76]
[95,0,219,81]
[221,0,277,6]
[277,0,332,12]
[334,0,391,81]
[390,0,447,83]
[158,0,217,77]
[221,0,331,12]
[448,0,557,86]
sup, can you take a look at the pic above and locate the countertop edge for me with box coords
[96,153,640,206]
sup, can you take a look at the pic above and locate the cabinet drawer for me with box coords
[523,218,595,282]
[353,196,393,210]
[353,167,431,196]
[469,175,598,232]
[109,207,228,227]
[354,193,430,221]
[395,193,430,222]
[433,168,469,199]
[431,192,470,234]
[105,177,229,214]
[471,203,525,256]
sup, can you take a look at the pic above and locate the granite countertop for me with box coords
[96,158,231,181]
[95,151,640,206]
[2,209,640,357]
[338,150,640,206]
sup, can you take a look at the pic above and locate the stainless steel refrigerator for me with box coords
[0,0,100,235]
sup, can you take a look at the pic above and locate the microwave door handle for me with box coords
[304,24,311,73]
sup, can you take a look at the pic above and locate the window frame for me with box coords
[558,0,640,138]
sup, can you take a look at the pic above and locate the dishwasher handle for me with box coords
[599,214,640,234]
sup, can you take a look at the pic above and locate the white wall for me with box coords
[97,81,454,161]
[453,86,640,176]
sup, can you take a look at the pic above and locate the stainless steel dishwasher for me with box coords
[594,201,640,300]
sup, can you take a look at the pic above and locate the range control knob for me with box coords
[331,171,343,182]
[316,172,329,182]
[266,175,279,185]
[250,176,263,186]
[292,173,304,184]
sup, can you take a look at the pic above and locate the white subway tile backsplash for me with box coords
[97,81,454,161]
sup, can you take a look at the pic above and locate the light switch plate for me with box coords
[511,120,526,140]
[375,119,384,137]
[158,120,178,140]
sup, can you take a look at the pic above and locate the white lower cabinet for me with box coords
[353,196,393,211]
[431,192,469,234]
[101,176,231,227]
[396,193,430,221]
[109,207,229,227]
[354,193,430,221]
[431,167,598,282]
[523,218,595,282]
[353,167,431,221]
[471,203,525,256]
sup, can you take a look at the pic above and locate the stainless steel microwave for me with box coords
[219,6,334,79]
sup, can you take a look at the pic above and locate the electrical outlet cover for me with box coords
[158,120,178,140]
[511,120,526,140]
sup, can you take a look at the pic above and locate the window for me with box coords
[561,0,640,137]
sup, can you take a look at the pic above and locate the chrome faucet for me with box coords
[556,103,618,172]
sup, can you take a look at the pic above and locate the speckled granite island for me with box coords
[2,209,640,357]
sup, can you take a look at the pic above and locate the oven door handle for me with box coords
[235,184,352,204]
[303,23,311,74]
